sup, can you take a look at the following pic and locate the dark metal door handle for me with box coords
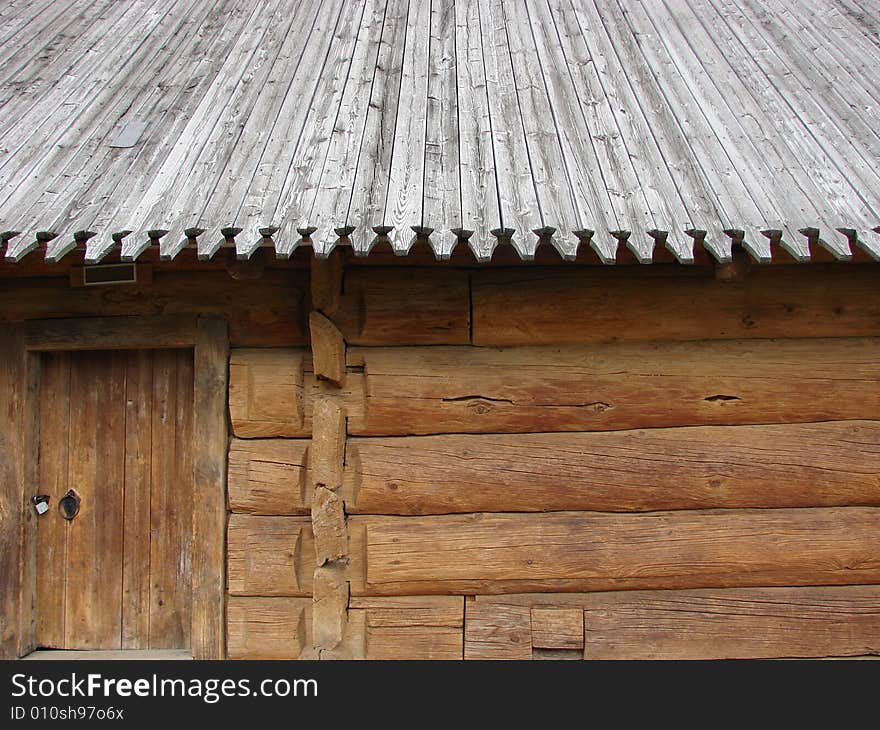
[59,490,80,520]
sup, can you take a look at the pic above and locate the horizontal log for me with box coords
[26,315,198,351]
[227,439,309,515]
[349,596,464,628]
[229,349,304,437]
[581,586,880,660]
[335,268,469,345]
[229,349,364,437]
[349,338,880,434]
[362,627,463,660]
[349,596,465,660]
[343,421,880,513]
[227,516,314,596]
[352,508,880,595]
[226,597,310,660]
[472,265,880,345]
[468,586,880,660]
[0,270,308,346]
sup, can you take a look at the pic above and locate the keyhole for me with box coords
[59,490,81,520]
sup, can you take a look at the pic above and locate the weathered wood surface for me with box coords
[227,439,309,515]
[352,508,880,595]
[342,421,880,514]
[348,596,464,660]
[530,608,584,650]
[0,325,25,658]
[121,350,152,649]
[309,250,343,315]
[64,351,126,649]
[350,338,880,435]
[472,266,880,345]
[148,349,194,650]
[334,268,470,346]
[35,349,196,652]
[3,0,878,261]
[310,399,346,492]
[226,597,310,660]
[35,352,67,650]
[229,348,304,437]
[226,516,315,597]
[309,311,346,387]
[463,600,532,660]
[191,317,228,659]
[580,585,880,660]
[0,270,308,346]
[467,586,880,660]
[26,314,198,352]
[312,564,348,650]
[229,349,364,438]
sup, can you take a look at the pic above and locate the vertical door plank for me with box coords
[121,350,152,649]
[64,351,99,648]
[192,317,229,659]
[149,350,183,647]
[0,324,25,658]
[175,350,194,648]
[97,352,126,648]
[35,353,70,649]
[66,351,126,649]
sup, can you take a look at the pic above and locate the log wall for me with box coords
[4,258,880,659]
[221,261,880,660]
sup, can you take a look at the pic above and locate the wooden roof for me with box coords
[1,0,878,265]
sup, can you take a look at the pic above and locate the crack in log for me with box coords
[704,394,741,402]
[442,395,516,404]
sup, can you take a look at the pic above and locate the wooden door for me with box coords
[35,349,194,651]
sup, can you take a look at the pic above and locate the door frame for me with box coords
[0,314,228,659]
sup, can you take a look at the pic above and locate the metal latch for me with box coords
[59,490,81,520]
[32,495,50,515]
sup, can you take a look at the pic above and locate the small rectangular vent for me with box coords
[83,263,138,286]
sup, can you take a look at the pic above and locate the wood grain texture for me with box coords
[310,399,346,491]
[310,250,343,316]
[349,595,465,658]
[454,0,501,260]
[65,350,125,649]
[342,421,880,514]
[229,348,304,437]
[0,324,25,658]
[0,270,308,347]
[191,316,228,659]
[463,599,532,659]
[356,508,880,595]
[467,587,880,659]
[26,315,197,352]
[530,608,583,650]
[2,0,879,261]
[351,338,880,435]
[227,439,309,515]
[121,350,152,649]
[229,350,364,438]
[472,265,880,346]
[226,515,314,597]
[226,597,309,660]
[34,352,68,651]
[309,311,346,387]
[334,267,470,346]
[580,585,880,660]
[148,349,193,649]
